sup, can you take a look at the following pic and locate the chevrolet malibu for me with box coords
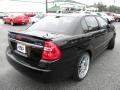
[6,14,116,81]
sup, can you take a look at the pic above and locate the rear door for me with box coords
[84,16,106,57]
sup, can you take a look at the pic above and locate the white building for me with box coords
[86,7,98,12]
[48,0,86,12]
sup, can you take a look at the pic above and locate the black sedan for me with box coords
[6,14,116,81]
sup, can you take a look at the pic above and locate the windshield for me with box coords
[27,16,77,35]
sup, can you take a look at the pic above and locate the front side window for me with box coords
[96,16,107,29]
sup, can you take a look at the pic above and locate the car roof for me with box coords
[46,13,97,19]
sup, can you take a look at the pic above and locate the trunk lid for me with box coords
[8,30,67,63]
[16,30,66,40]
[8,31,46,63]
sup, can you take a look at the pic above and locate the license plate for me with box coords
[17,43,26,54]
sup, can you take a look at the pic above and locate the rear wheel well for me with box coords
[78,50,92,59]
[86,50,92,60]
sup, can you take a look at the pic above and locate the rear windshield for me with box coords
[27,16,77,35]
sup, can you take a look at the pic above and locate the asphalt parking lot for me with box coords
[0,19,120,90]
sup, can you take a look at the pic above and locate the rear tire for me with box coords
[108,36,115,50]
[32,22,35,24]
[72,52,90,81]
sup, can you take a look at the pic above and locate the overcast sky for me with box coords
[20,0,120,6]
[1,0,119,6]
[0,0,120,12]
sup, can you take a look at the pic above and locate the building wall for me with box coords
[86,7,98,12]
[48,1,86,11]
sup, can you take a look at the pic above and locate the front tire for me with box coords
[108,36,115,50]
[73,52,90,81]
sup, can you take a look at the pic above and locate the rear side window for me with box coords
[85,16,98,31]
[96,16,107,29]
[81,18,88,31]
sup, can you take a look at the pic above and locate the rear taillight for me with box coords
[42,41,61,61]
[16,35,22,40]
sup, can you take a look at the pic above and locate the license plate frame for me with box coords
[17,43,27,54]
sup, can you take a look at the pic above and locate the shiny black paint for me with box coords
[6,15,116,81]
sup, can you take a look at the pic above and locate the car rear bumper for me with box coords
[6,48,51,72]
[6,47,75,81]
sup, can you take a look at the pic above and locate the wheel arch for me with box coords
[86,50,92,61]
